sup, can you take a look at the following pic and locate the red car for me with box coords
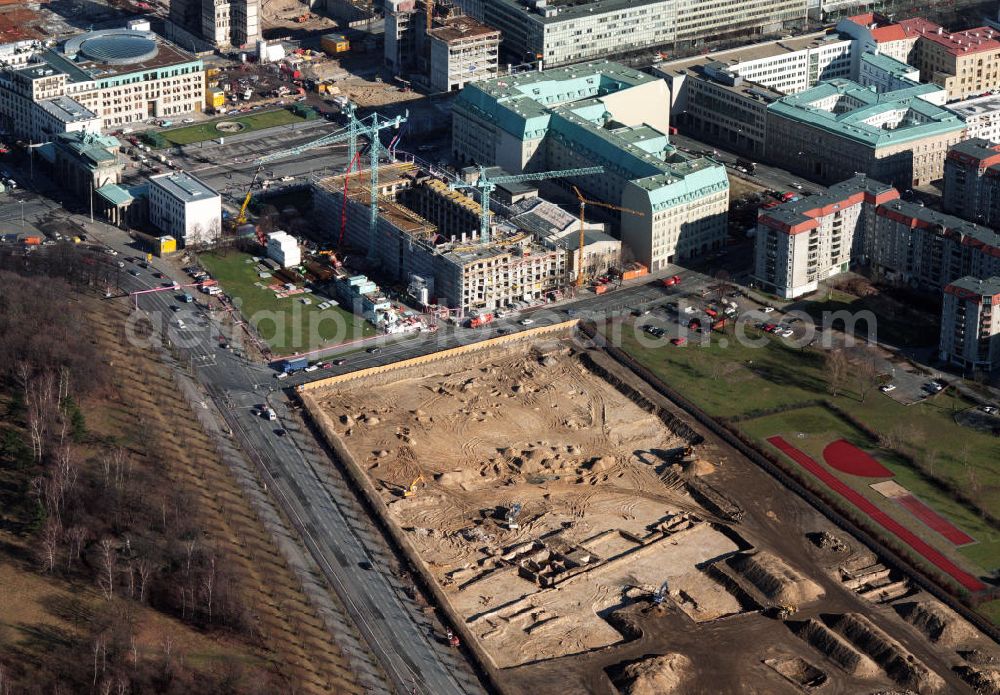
[670,337,687,346]
[780,191,797,202]
[662,275,682,287]
[763,323,776,332]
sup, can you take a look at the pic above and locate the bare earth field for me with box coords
[302,334,1000,694]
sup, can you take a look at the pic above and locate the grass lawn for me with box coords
[160,109,307,146]
[199,249,375,354]
[604,318,1000,593]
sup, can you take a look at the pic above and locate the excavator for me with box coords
[403,474,425,497]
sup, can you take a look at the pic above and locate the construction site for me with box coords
[298,325,1000,694]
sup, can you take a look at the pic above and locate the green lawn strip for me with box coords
[609,319,827,418]
[199,250,374,353]
[160,109,306,146]
[740,408,998,578]
[979,599,1000,624]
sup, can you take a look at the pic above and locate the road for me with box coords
[668,132,826,196]
[84,224,487,695]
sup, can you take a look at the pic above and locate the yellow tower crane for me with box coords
[571,186,645,286]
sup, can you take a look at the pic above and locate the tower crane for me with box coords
[570,185,645,286]
[448,165,603,244]
[232,103,407,257]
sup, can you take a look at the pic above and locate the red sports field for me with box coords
[898,495,975,546]
[767,436,986,593]
[822,439,893,478]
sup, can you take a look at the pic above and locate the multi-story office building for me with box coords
[168,0,259,49]
[148,172,221,247]
[452,61,729,269]
[313,163,571,312]
[941,138,1000,226]
[940,275,1000,373]
[450,0,804,68]
[837,13,921,64]
[947,94,1000,143]
[657,30,854,98]
[765,78,965,188]
[385,0,499,92]
[753,175,898,297]
[857,51,922,94]
[0,29,205,137]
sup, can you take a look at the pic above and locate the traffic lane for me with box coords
[242,393,472,694]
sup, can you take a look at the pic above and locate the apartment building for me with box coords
[940,275,1000,373]
[753,175,898,297]
[452,61,729,270]
[842,14,1000,101]
[0,29,205,137]
[765,78,965,188]
[941,138,1000,226]
[148,172,222,247]
[947,94,1000,142]
[450,0,804,68]
[753,174,1000,299]
[865,200,1000,287]
[907,21,1000,102]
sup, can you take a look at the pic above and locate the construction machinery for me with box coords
[448,165,604,244]
[652,581,669,606]
[232,103,407,256]
[504,502,523,530]
[403,474,425,497]
[570,185,645,286]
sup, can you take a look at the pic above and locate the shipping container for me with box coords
[620,263,649,282]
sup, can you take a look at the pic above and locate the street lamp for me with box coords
[19,200,24,230]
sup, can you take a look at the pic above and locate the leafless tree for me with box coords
[854,349,880,403]
[825,349,849,397]
[66,525,89,569]
[135,558,155,604]
[98,538,117,600]
[202,554,217,623]
[39,518,62,573]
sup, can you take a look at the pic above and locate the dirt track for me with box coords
[304,337,998,694]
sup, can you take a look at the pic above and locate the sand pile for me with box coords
[618,653,692,695]
[956,665,1000,695]
[897,600,978,646]
[732,552,824,605]
[795,619,879,678]
[832,613,944,692]
[685,458,716,477]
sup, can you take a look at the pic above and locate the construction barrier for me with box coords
[296,319,580,392]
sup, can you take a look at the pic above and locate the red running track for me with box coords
[767,436,986,593]
[822,439,894,478]
[898,495,975,546]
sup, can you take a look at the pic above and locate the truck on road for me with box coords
[468,313,494,328]
[283,356,308,373]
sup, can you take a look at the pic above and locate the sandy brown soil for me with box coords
[304,337,999,694]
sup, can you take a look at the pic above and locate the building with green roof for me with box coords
[49,131,124,204]
[765,78,966,188]
[453,60,729,269]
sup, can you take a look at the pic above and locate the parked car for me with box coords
[304,365,319,372]
[366,346,381,354]
[519,318,534,326]
[662,275,682,287]
[333,358,346,365]
[981,405,998,415]
[880,384,897,393]
[670,337,687,346]
[762,305,775,313]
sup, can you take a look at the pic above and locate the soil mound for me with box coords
[832,613,944,692]
[618,653,691,695]
[955,665,1000,695]
[897,600,977,646]
[731,551,824,605]
[795,619,879,677]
